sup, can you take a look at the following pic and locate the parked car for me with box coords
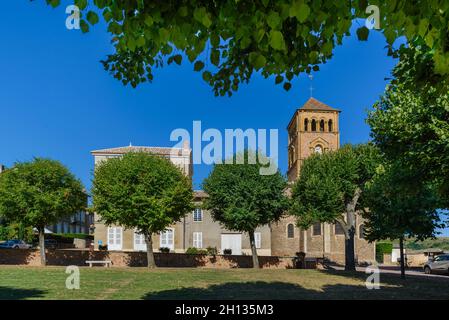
[424,254,449,275]
[0,239,32,249]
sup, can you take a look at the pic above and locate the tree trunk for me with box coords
[344,226,356,271]
[249,231,260,269]
[341,187,361,272]
[39,227,46,266]
[144,233,156,269]
[399,237,406,279]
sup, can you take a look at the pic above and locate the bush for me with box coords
[376,242,393,262]
[98,244,108,251]
[45,233,93,244]
[159,247,170,253]
[206,246,217,255]
[223,248,232,255]
[0,224,34,242]
[185,247,208,255]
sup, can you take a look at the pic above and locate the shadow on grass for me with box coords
[0,286,47,300]
[142,271,449,300]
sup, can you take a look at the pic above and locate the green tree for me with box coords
[92,152,194,268]
[290,144,381,271]
[367,84,449,206]
[391,42,449,96]
[362,162,442,279]
[45,0,449,96]
[202,151,288,268]
[0,159,86,265]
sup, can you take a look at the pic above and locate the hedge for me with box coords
[376,242,393,262]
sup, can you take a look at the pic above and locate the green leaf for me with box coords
[356,27,369,41]
[290,1,310,23]
[127,36,136,51]
[202,14,212,28]
[144,16,154,27]
[283,82,292,91]
[202,71,212,81]
[275,75,284,84]
[267,11,281,29]
[211,34,220,47]
[249,52,266,70]
[269,30,285,50]
[136,36,146,47]
[75,0,88,10]
[159,28,170,43]
[86,11,99,26]
[178,6,188,17]
[103,9,112,22]
[80,20,89,33]
[173,54,182,65]
[211,50,220,66]
[194,61,205,71]
[48,0,60,8]
[194,7,212,28]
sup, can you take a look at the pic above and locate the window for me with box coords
[193,208,203,222]
[320,119,325,132]
[254,232,261,249]
[304,118,309,131]
[134,232,147,251]
[335,223,345,235]
[287,224,295,238]
[359,224,366,239]
[160,228,174,250]
[107,227,122,250]
[193,232,203,248]
[328,120,333,132]
[311,119,317,132]
[312,223,321,236]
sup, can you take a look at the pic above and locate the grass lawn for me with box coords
[0,266,448,300]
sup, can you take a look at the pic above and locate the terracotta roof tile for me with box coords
[299,97,340,112]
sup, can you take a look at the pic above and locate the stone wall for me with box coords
[0,249,299,269]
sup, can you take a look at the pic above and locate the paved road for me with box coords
[330,265,449,280]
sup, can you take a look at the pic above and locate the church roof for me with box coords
[91,146,187,156]
[299,97,340,112]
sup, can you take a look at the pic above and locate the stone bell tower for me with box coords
[286,97,340,182]
[271,97,341,257]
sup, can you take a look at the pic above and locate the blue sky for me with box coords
[1,2,447,236]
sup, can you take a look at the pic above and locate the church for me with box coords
[91,98,375,265]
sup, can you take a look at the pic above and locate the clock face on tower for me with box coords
[314,145,323,154]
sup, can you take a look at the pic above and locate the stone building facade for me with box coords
[91,98,375,265]
[91,144,272,256]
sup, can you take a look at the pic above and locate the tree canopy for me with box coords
[46,0,449,96]
[0,158,86,265]
[290,144,381,270]
[363,163,442,243]
[92,152,193,268]
[202,151,288,267]
[362,161,442,278]
[367,82,449,205]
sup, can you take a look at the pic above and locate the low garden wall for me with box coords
[0,249,308,269]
